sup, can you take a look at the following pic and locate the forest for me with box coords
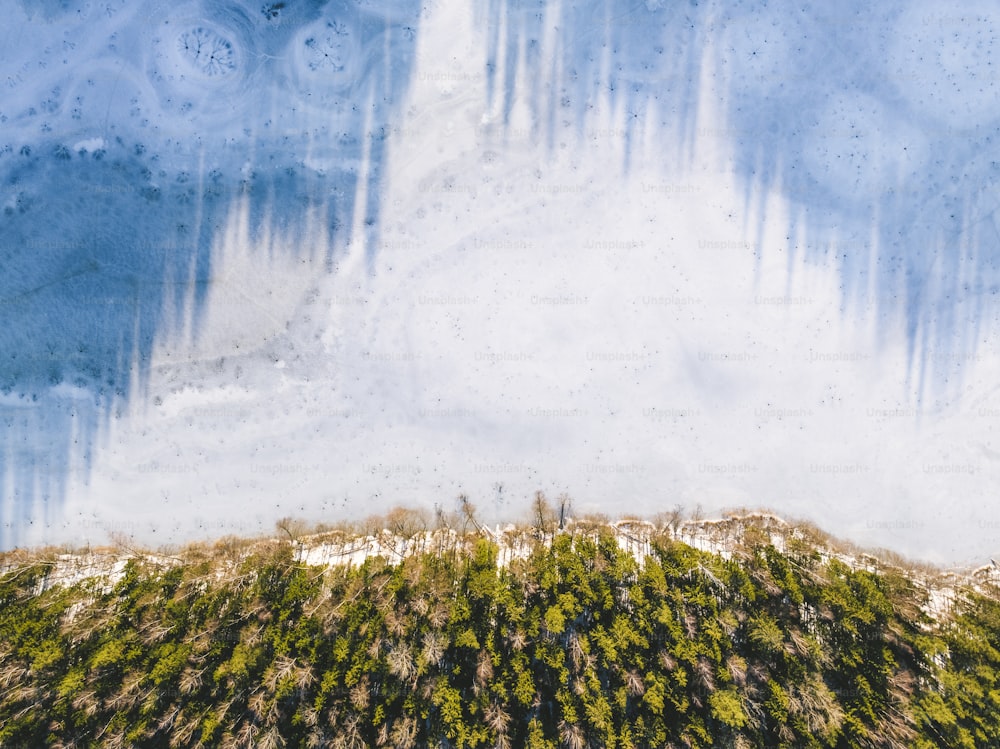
[1,498,999,748]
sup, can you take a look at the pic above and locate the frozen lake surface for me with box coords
[2,0,1000,565]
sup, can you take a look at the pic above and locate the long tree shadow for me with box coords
[0,0,422,547]
[478,0,709,163]
[478,0,1000,397]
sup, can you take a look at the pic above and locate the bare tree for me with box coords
[531,491,556,536]
[458,494,482,534]
[385,507,429,539]
[275,517,309,543]
[653,504,685,535]
[559,720,586,749]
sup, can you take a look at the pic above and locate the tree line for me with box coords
[1,499,998,748]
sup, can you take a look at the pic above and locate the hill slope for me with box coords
[1,508,999,748]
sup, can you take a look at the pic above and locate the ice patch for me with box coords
[177,26,238,79]
[801,92,927,200]
[889,1,1000,129]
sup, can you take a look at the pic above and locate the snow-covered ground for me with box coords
[14,513,996,631]
[2,0,1000,566]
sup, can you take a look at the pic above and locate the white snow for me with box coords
[7,513,984,631]
[1,0,999,568]
[71,138,106,154]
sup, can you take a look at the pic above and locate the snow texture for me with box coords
[2,0,1000,565]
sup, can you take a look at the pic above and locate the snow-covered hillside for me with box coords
[9,511,996,631]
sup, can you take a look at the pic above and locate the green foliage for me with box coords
[0,520,998,748]
[709,688,748,728]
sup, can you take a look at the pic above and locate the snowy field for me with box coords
[2,0,1000,566]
